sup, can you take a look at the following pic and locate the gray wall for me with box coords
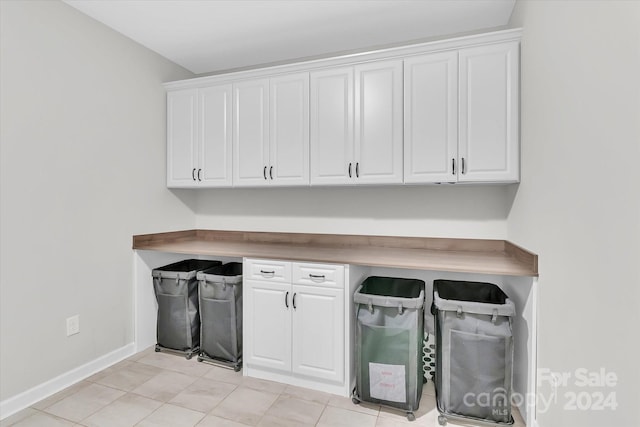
[0,0,195,400]
[508,2,640,426]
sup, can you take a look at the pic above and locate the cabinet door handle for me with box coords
[269,166,273,180]
[292,292,297,310]
[263,166,267,180]
[348,162,352,178]
[452,158,456,175]
[285,291,289,308]
[197,168,202,181]
[461,157,466,174]
[309,274,325,282]
[356,162,359,178]
[192,168,196,181]
[260,269,275,277]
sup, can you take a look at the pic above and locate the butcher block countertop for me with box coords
[132,230,538,277]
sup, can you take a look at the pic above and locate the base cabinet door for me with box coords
[292,285,344,383]
[244,279,292,373]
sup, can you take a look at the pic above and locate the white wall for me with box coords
[508,2,640,426]
[195,185,512,239]
[0,0,195,401]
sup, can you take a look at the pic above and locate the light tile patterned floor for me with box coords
[1,347,526,427]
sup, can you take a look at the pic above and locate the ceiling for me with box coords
[63,0,516,75]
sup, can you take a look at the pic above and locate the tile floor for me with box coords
[1,347,526,427]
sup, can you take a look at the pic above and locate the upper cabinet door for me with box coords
[167,89,198,188]
[404,52,458,184]
[199,85,233,187]
[270,73,310,186]
[354,60,404,185]
[458,41,520,183]
[233,79,270,186]
[310,67,354,186]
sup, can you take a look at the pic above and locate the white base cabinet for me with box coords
[243,258,349,395]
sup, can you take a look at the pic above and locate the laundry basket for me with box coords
[353,276,425,422]
[152,259,221,359]
[432,279,515,426]
[196,262,243,370]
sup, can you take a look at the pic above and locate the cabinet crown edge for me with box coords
[164,28,522,90]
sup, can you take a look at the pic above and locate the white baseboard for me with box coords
[0,343,135,420]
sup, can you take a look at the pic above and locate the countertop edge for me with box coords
[132,229,539,277]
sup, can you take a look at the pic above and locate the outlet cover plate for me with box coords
[66,315,80,336]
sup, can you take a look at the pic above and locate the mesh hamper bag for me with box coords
[353,276,425,422]
[432,279,515,426]
[152,259,221,359]
[196,262,243,370]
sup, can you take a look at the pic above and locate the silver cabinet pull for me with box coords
[263,166,267,180]
[269,166,273,180]
[192,168,196,181]
[356,162,359,178]
[285,291,289,308]
[452,158,456,175]
[348,163,352,178]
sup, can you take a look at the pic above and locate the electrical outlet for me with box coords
[66,315,80,336]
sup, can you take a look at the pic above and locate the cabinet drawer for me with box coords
[293,262,345,288]
[245,258,291,283]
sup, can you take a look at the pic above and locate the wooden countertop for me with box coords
[132,230,538,277]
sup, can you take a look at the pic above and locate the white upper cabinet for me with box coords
[167,89,197,187]
[167,86,232,188]
[166,29,521,188]
[310,60,403,185]
[233,79,270,186]
[233,74,309,186]
[310,67,354,185]
[199,85,233,186]
[354,60,404,184]
[404,41,519,184]
[404,51,458,184]
[270,73,310,186]
[458,41,520,182]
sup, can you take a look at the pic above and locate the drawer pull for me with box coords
[309,274,325,282]
[260,269,275,277]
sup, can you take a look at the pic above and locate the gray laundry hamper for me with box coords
[432,279,515,426]
[353,276,425,422]
[152,259,221,359]
[196,262,243,371]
